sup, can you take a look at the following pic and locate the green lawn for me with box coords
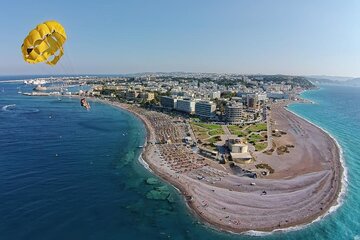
[191,124,209,140]
[247,123,267,132]
[208,136,221,144]
[193,122,222,130]
[192,122,224,137]
[208,128,225,136]
[228,125,245,132]
[191,124,206,132]
[255,142,267,151]
[197,132,209,140]
[247,133,265,144]
[228,125,246,137]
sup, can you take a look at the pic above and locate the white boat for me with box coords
[24,79,48,85]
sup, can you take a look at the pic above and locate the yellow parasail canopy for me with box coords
[21,20,67,66]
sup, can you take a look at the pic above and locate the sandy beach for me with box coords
[105,99,343,233]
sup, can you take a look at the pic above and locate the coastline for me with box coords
[99,98,344,234]
[284,102,348,218]
[246,100,347,236]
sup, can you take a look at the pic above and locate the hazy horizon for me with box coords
[0,73,359,81]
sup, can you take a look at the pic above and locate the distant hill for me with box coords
[248,75,316,89]
[205,74,316,89]
[344,78,360,86]
[306,76,360,87]
[306,75,354,82]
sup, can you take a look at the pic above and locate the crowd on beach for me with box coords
[129,106,186,144]
[157,144,206,173]
[127,106,210,174]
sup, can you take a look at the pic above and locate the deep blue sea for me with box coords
[0,77,359,240]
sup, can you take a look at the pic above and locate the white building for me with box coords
[175,98,196,113]
[225,103,243,123]
[160,96,178,109]
[195,101,216,118]
[246,94,259,109]
[226,137,252,163]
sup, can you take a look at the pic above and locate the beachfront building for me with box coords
[195,100,216,118]
[225,103,243,123]
[175,98,196,114]
[126,90,139,100]
[226,137,252,163]
[246,94,260,110]
[160,96,177,109]
[267,91,289,100]
[139,92,155,101]
[103,85,126,91]
[265,83,292,92]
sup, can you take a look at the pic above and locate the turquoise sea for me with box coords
[0,78,359,240]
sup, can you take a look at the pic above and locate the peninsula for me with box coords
[23,73,343,233]
[113,99,342,232]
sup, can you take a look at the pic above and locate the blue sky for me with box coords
[1,0,360,76]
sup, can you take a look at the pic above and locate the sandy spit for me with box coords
[103,99,343,234]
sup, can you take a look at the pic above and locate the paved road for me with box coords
[222,125,232,135]
[187,121,197,143]
[264,109,272,151]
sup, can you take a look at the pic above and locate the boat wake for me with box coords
[1,104,40,114]
[2,104,16,111]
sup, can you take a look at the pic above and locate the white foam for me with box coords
[2,104,16,111]
[138,155,153,173]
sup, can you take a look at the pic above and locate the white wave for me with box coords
[2,104,16,111]
[138,155,153,173]
[1,104,40,114]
